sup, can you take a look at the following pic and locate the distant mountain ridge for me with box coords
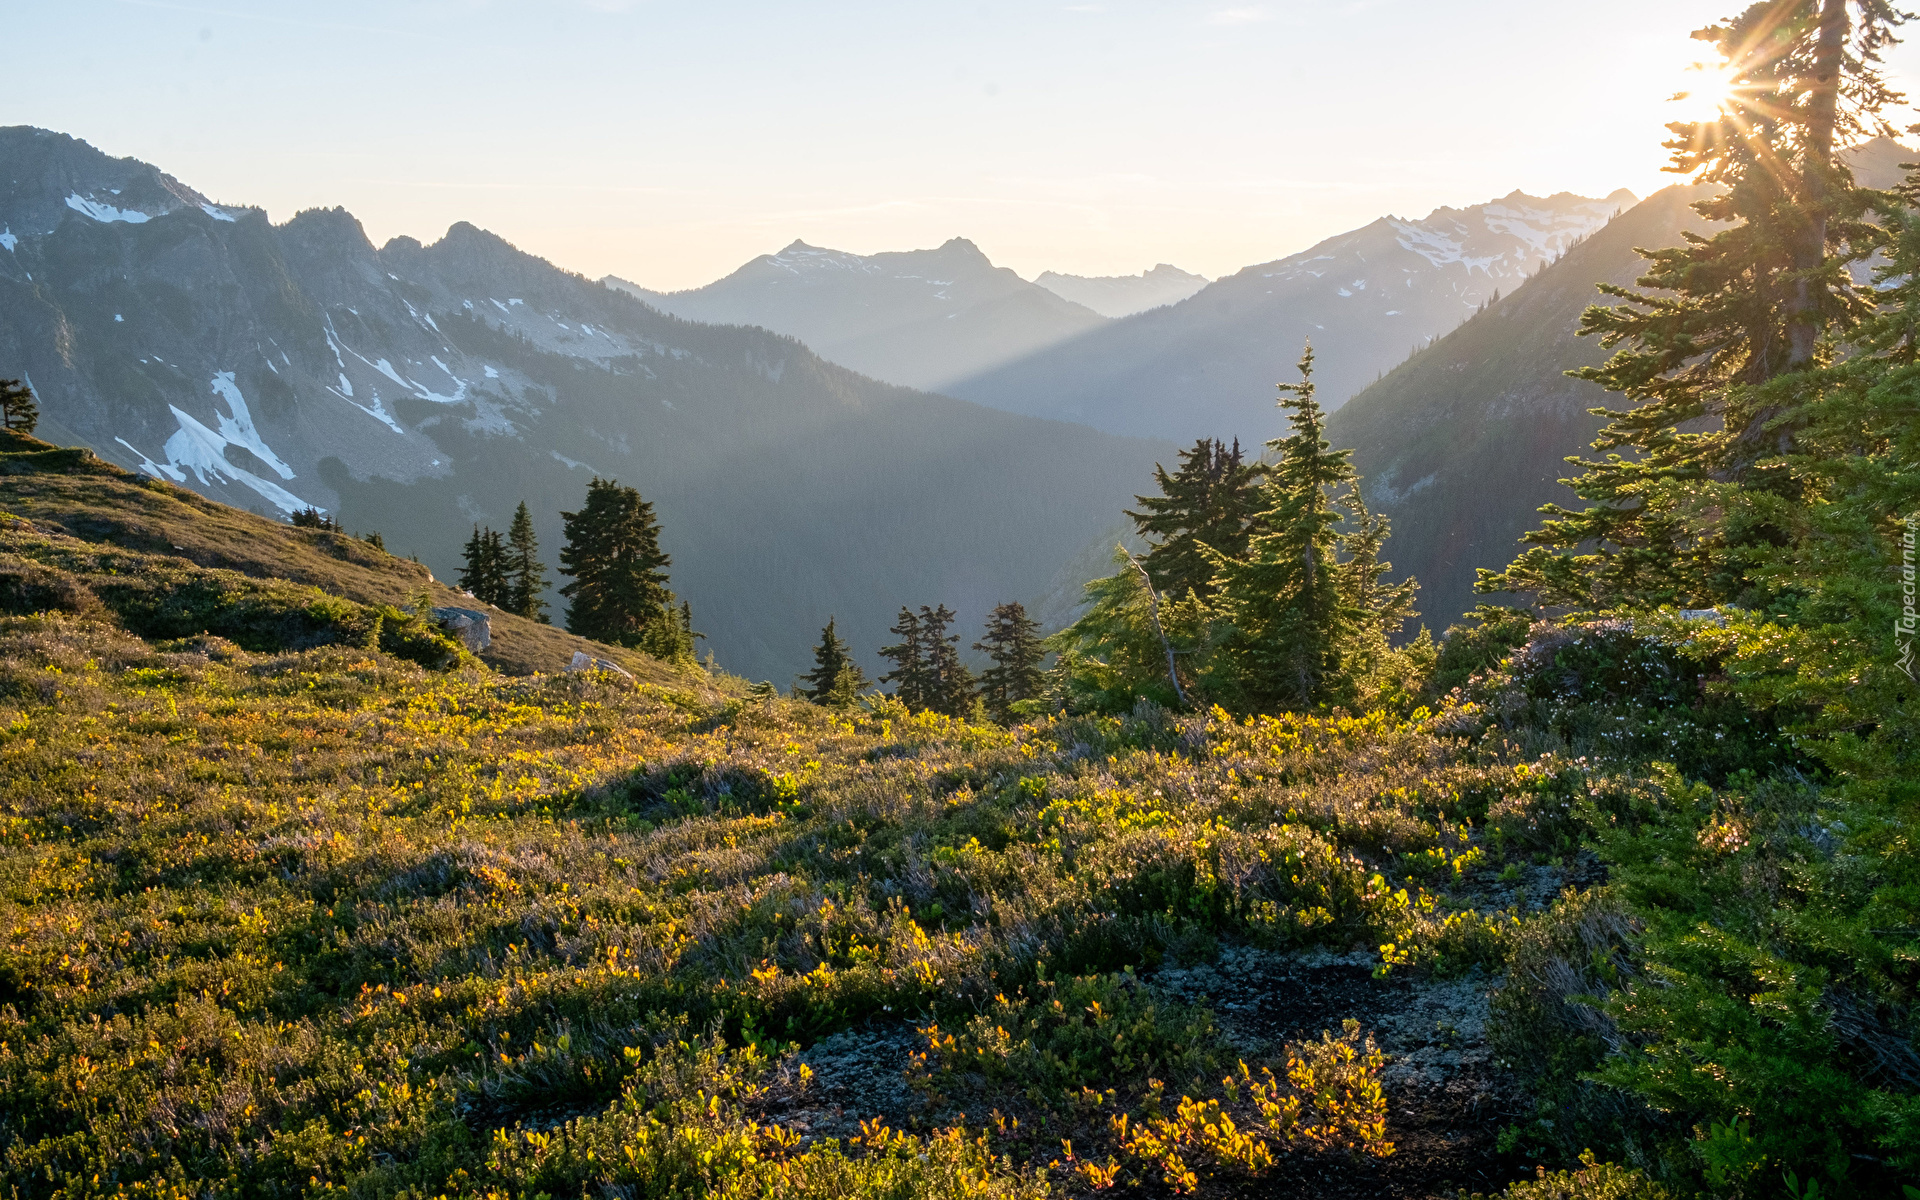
[943,188,1638,445]
[0,126,1170,683]
[1034,264,1209,318]
[606,237,1110,393]
[1326,137,1912,633]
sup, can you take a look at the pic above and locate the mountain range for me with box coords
[943,188,1638,445]
[11,120,1909,681]
[0,126,1169,684]
[606,238,1110,394]
[1328,137,1910,633]
[1033,263,1210,317]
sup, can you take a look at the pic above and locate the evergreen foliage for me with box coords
[1464,7,1920,1188]
[1051,345,1422,716]
[878,606,928,709]
[290,507,340,532]
[879,605,973,716]
[919,605,974,718]
[1126,437,1266,600]
[459,524,511,606]
[638,598,702,664]
[1048,547,1219,713]
[799,616,869,706]
[558,477,678,649]
[506,500,551,623]
[0,378,37,434]
[973,601,1046,722]
[1210,345,1364,712]
[1480,0,1910,610]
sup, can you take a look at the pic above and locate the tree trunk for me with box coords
[1727,0,1848,479]
[1786,0,1849,370]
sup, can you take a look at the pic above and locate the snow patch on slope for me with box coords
[1388,220,1500,275]
[115,373,306,514]
[345,388,405,434]
[66,194,151,224]
[207,372,294,479]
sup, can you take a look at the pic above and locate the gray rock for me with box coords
[431,606,491,652]
[568,649,633,680]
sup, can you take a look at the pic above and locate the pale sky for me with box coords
[16,1,1920,290]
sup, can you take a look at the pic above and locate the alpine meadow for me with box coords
[4,1,1920,1198]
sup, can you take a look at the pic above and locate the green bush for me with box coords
[1428,603,1536,698]
[1489,887,1665,1164]
[1465,1151,1673,1199]
[909,968,1220,1104]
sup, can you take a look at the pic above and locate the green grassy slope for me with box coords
[0,438,1874,1198]
[0,430,689,684]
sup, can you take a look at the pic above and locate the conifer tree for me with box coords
[505,501,550,623]
[799,617,869,705]
[1125,438,1266,599]
[459,526,510,606]
[1338,490,1418,639]
[0,379,37,434]
[878,607,929,709]
[879,606,972,715]
[558,477,674,647]
[639,598,701,663]
[1210,345,1357,712]
[919,604,974,718]
[1481,0,1910,610]
[1049,547,1219,713]
[974,602,1046,722]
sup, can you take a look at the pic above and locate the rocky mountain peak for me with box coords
[0,125,216,238]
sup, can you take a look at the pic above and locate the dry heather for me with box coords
[0,608,1596,1198]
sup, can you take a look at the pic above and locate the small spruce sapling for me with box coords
[0,378,38,434]
[799,617,868,705]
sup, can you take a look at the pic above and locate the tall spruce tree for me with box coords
[459,526,510,606]
[974,602,1046,722]
[0,379,36,435]
[879,605,972,716]
[878,607,930,709]
[918,604,974,718]
[1210,345,1357,712]
[1125,438,1267,599]
[1481,0,1909,610]
[558,477,674,647]
[505,502,550,623]
[799,617,869,705]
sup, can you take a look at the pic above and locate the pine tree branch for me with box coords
[1124,548,1189,708]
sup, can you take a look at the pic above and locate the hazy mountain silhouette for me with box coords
[1327,138,1910,632]
[0,127,1171,683]
[1035,264,1209,317]
[944,190,1636,445]
[606,238,1108,393]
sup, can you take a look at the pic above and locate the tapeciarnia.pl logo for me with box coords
[1900,513,1917,681]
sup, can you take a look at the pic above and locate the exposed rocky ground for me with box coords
[774,945,1534,1198]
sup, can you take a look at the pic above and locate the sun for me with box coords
[1672,62,1738,123]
